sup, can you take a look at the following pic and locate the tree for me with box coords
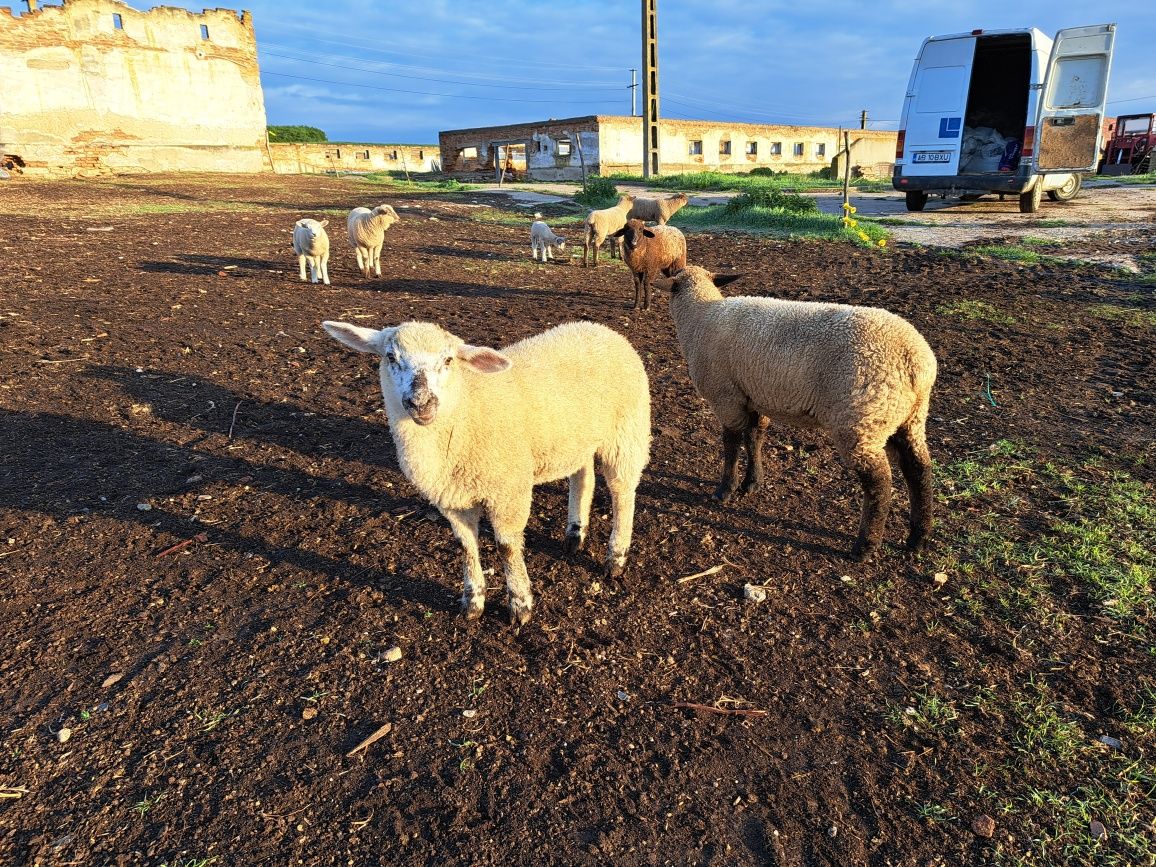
[267,125,327,143]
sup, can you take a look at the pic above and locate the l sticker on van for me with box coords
[938,117,962,138]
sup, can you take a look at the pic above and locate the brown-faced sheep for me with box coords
[652,266,938,561]
[611,218,687,311]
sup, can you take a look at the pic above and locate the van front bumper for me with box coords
[892,166,1033,194]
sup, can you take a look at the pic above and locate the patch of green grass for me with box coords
[192,707,235,733]
[1034,464,1154,620]
[1033,219,1074,228]
[1087,304,1156,328]
[864,216,924,226]
[468,207,584,228]
[972,244,1043,265]
[1108,171,1156,185]
[160,858,217,867]
[936,298,1017,325]
[573,176,621,208]
[1020,236,1059,247]
[133,793,162,818]
[672,203,889,247]
[609,169,891,193]
[916,802,955,823]
[887,688,960,733]
[95,201,262,216]
[359,172,475,193]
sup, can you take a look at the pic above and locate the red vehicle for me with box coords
[1099,113,1155,175]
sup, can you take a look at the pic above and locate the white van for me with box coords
[892,25,1116,213]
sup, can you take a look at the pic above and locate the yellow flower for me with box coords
[858,232,869,241]
[878,239,886,248]
[848,219,857,228]
[850,206,857,214]
[841,202,851,210]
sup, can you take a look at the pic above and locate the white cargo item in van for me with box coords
[892,25,1116,213]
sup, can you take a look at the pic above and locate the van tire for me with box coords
[905,191,928,211]
[1019,182,1043,213]
[1047,175,1082,202]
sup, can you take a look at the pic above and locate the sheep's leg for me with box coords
[845,446,893,562]
[371,245,382,278]
[320,255,330,286]
[603,471,640,579]
[887,424,934,552]
[642,271,653,311]
[631,272,643,310]
[739,413,769,494]
[297,254,307,282]
[354,248,366,278]
[442,506,487,619]
[564,461,596,554]
[307,257,320,284]
[713,425,744,502]
[490,497,534,626]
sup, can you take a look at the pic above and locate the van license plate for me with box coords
[912,151,952,163]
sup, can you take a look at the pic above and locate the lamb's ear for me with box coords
[711,273,744,289]
[611,227,627,238]
[642,228,656,238]
[319,219,329,228]
[322,321,386,355]
[457,344,512,374]
[651,276,677,293]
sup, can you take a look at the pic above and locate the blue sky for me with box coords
[157,2,1156,143]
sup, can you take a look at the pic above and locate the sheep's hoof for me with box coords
[507,596,533,627]
[712,484,736,502]
[849,539,881,562]
[739,477,761,496]
[604,556,626,579]
[460,598,485,621]
[563,526,586,554]
[906,532,929,553]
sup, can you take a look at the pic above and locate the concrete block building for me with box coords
[1,0,269,176]
[439,115,899,181]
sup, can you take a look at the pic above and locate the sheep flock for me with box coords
[302,189,938,627]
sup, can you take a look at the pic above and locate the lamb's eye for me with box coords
[444,356,454,367]
[385,351,397,364]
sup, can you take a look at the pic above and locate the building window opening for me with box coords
[689,140,703,155]
[461,146,478,159]
[335,148,342,159]
[418,149,424,159]
[355,150,369,160]
[719,140,732,156]
[200,24,209,40]
[770,141,782,156]
[113,13,124,29]
[814,143,826,158]
[793,142,805,157]
[746,141,757,155]
[557,139,572,157]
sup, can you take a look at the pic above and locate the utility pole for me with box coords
[629,69,638,117]
[860,109,868,129]
[641,0,660,177]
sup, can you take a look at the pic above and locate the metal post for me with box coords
[630,69,638,117]
[860,109,868,130]
[842,130,851,209]
[641,0,660,178]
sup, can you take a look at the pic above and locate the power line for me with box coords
[262,70,614,105]
[262,49,623,93]
[1108,94,1156,104]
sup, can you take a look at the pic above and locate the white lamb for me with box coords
[652,266,938,561]
[530,216,566,263]
[346,204,401,279]
[321,319,651,626]
[292,218,330,285]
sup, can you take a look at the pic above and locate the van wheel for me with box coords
[1047,175,1082,202]
[905,191,928,211]
[1019,182,1043,213]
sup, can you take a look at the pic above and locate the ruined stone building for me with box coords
[1,0,269,176]
[439,115,899,181]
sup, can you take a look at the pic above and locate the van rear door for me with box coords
[1034,24,1116,172]
[902,37,974,176]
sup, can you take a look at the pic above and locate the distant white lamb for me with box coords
[347,204,401,279]
[292,218,330,285]
[530,216,566,262]
[321,319,651,626]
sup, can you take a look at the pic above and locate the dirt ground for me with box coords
[0,174,1153,866]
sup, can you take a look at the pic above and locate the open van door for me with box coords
[1035,24,1116,172]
